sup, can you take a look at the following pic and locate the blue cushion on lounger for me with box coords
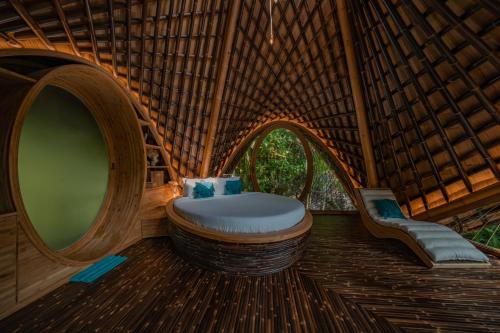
[373,199,405,219]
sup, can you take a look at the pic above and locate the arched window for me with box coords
[231,126,355,211]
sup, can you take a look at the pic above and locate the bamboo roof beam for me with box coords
[336,0,378,188]
[51,0,80,56]
[211,0,259,161]
[357,0,436,206]
[182,0,214,176]
[156,0,176,132]
[147,0,163,113]
[200,0,242,177]
[170,0,197,175]
[423,0,500,70]
[126,0,131,88]
[377,0,498,185]
[0,32,21,48]
[138,0,148,101]
[83,0,100,65]
[9,0,55,50]
[161,0,187,147]
[351,1,413,210]
[193,1,227,172]
[106,0,117,77]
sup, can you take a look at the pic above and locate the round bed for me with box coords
[165,192,312,276]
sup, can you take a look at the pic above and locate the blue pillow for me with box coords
[193,182,214,199]
[224,179,242,195]
[373,199,405,219]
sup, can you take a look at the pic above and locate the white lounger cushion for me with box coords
[360,189,489,263]
[173,192,305,234]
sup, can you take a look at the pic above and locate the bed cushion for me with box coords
[373,199,405,219]
[183,178,203,197]
[224,179,242,195]
[204,176,240,195]
[173,192,305,233]
[193,182,215,199]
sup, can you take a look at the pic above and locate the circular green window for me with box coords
[255,128,307,198]
[18,86,109,251]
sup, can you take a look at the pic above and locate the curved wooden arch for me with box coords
[0,48,177,182]
[249,123,313,202]
[219,120,358,203]
[4,64,145,265]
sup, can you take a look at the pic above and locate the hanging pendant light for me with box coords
[269,0,279,44]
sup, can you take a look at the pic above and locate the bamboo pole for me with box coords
[336,0,378,187]
[9,0,55,50]
[200,0,242,177]
[52,0,80,56]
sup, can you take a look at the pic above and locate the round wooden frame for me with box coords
[4,64,145,265]
[166,198,312,275]
[219,120,358,204]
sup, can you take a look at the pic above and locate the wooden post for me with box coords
[336,0,378,187]
[200,0,242,177]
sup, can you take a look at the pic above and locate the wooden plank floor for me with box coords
[1,215,499,332]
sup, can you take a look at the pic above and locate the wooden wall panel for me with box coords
[141,219,169,238]
[0,55,164,320]
[16,225,80,304]
[0,213,17,315]
[139,183,180,238]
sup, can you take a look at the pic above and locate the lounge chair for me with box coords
[355,188,490,268]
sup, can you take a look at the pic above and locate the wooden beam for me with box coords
[0,32,22,48]
[83,0,100,65]
[0,67,36,83]
[200,0,242,177]
[126,0,131,88]
[336,0,378,187]
[107,0,117,77]
[147,0,163,113]
[138,0,148,101]
[412,182,500,222]
[52,0,80,56]
[9,0,55,50]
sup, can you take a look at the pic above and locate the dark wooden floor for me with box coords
[2,215,499,332]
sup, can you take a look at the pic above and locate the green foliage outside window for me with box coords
[463,224,500,249]
[307,145,355,211]
[255,129,306,198]
[232,128,355,211]
[233,142,254,192]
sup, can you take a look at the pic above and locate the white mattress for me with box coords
[173,192,306,234]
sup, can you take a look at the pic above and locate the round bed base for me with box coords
[169,224,310,276]
[166,198,312,276]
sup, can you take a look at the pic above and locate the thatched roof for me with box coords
[0,0,498,217]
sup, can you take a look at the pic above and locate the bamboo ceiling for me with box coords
[0,0,498,216]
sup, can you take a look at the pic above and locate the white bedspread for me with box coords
[173,192,306,233]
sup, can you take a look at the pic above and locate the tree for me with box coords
[233,128,355,211]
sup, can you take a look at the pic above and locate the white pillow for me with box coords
[207,177,224,195]
[182,178,203,197]
[182,176,241,197]
[218,176,241,195]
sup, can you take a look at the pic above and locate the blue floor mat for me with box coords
[70,255,127,283]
